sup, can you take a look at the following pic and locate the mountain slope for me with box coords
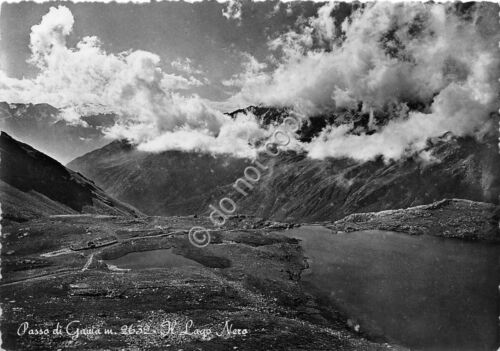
[68,139,254,216]
[228,134,500,222]
[0,102,115,163]
[0,132,140,221]
[68,129,500,222]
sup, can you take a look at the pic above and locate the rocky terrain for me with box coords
[1,107,498,350]
[0,214,404,351]
[0,134,402,350]
[326,198,500,242]
[1,1,499,349]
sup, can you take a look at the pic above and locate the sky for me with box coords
[0,1,498,163]
[0,1,330,100]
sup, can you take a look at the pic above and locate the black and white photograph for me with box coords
[0,1,499,350]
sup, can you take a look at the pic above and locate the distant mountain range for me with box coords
[0,102,115,163]
[2,101,498,223]
[68,109,500,222]
[0,132,141,222]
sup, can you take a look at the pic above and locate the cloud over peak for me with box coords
[0,2,498,162]
[228,2,499,160]
[1,5,263,156]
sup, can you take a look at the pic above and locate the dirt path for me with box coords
[0,268,80,287]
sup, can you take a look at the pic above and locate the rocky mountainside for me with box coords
[68,139,254,216]
[0,102,115,163]
[226,105,341,142]
[0,132,140,221]
[228,134,499,222]
[327,198,500,242]
[68,115,499,222]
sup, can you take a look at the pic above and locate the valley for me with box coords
[1,113,499,350]
[2,2,500,350]
[1,214,402,351]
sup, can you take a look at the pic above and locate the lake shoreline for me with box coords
[280,225,500,350]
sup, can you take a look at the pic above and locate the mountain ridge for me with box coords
[0,101,115,163]
[68,125,500,222]
[0,131,141,221]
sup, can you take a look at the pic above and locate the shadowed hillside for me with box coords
[0,132,141,221]
[68,139,254,216]
[0,102,115,163]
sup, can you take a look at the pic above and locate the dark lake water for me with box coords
[281,226,500,351]
[106,249,202,269]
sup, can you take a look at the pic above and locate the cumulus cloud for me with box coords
[222,53,267,88]
[228,2,500,160]
[0,5,258,155]
[171,58,204,77]
[1,3,498,162]
[137,112,269,157]
[222,0,243,22]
